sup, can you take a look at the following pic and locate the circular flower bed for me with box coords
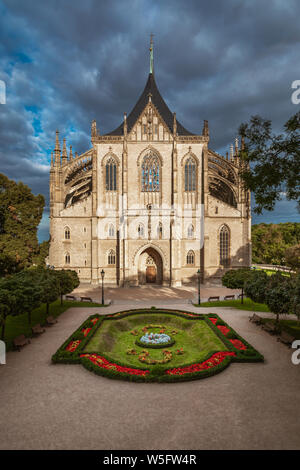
[136,332,175,349]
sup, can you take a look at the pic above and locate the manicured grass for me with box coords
[3,299,104,351]
[83,313,226,367]
[194,297,270,312]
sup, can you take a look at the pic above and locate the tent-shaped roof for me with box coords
[105,72,194,136]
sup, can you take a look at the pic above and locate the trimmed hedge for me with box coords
[52,308,264,382]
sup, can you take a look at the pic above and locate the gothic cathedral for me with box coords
[49,40,251,286]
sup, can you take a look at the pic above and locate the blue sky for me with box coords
[0,0,299,242]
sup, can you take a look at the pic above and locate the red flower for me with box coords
[82,327,92,337]
[165,351,236,376]
[209,317,218,324]
[230,339,247,350]
[66,340,81,352]
[217,325,230,335]
[80,354,149,377]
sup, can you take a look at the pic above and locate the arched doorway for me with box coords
[138,247,163,285]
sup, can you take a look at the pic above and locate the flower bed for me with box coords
[52,309,264,382]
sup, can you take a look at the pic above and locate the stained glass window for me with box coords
[220,225,230,267]
[184,157,196,191]
[106,157,117,191]
[186,250,194,265]
[141,154,160,192]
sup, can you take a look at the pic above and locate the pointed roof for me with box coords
[105,72,194,136]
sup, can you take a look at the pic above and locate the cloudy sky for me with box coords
[0,0,299,242]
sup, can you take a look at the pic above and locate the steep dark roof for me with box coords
[105,73,194,136]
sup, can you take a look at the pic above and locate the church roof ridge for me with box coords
[105,72,194,137]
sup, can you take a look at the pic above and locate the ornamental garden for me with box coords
[52,308,264,382]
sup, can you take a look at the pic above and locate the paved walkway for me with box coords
[0,301,299,450]
[72,284,241,303]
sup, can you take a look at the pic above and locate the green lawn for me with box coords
[194,297,270,312]
[3,299,103,351]
[83,313,226,367]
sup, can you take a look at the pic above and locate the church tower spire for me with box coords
[150,34,154,75]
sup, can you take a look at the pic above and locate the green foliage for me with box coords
[222,268,252,303]
[244,270,269,304]
[0,173,45,274]
[284,244,300,271]
[55,269,79,305]
[239,112,300,214]
[32,240,50,267]
[251,222,300,265]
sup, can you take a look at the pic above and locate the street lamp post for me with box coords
[101,269,105,305]
[197,268,201,305]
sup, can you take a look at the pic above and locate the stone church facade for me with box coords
[49,42,251,286]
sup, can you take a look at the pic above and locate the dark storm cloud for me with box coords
[0,0,299,241]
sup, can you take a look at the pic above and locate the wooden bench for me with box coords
[262,321,278,334]
[80,296,93,303]
[277,330,296,347]
[32,324,46,336]
[224,295,235,300]
[13,335,30,351]
[208,296,220,302]
[249,313,262,324]
[66,295,76,301]
[46,316,58,326]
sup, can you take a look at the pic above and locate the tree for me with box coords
[32,240,50,267]
[0,173,45,274]
[244,270,269,304]
[55,269,79,305]
[251,222,300,265]
[222,268,252,304]
[284,244,300,272]
[264,273,292,325]
[14,271,43,325]
[239,112,300,214]
[0,286,14,340]
[24,267,60,319]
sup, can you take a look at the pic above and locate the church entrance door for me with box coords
[146,265,156,283]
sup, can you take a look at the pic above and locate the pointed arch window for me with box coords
[220,225,230,267]
[157,222,163,239]
[186,250,195,265]
[105,157,117,191]
[64,227,70,240]
[65,253,70,265]
[184,157,196,191]
[138,224,144,238]
[141,153,160,192]
[108,249,116,265]
[108,224,115,237]
[187,224,194,239]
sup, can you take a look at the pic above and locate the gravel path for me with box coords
[0,302,299,450]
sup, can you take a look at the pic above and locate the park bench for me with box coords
[277,330,296,347]
[224,295,235,300]
[262,321,278,334]
[46,316,58,326]
[31,324,46,336]
[208,296,220,302]
[249,313,262,324]
[13,335,30,351]
[65,295,76,301]
[80,296,93,302]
